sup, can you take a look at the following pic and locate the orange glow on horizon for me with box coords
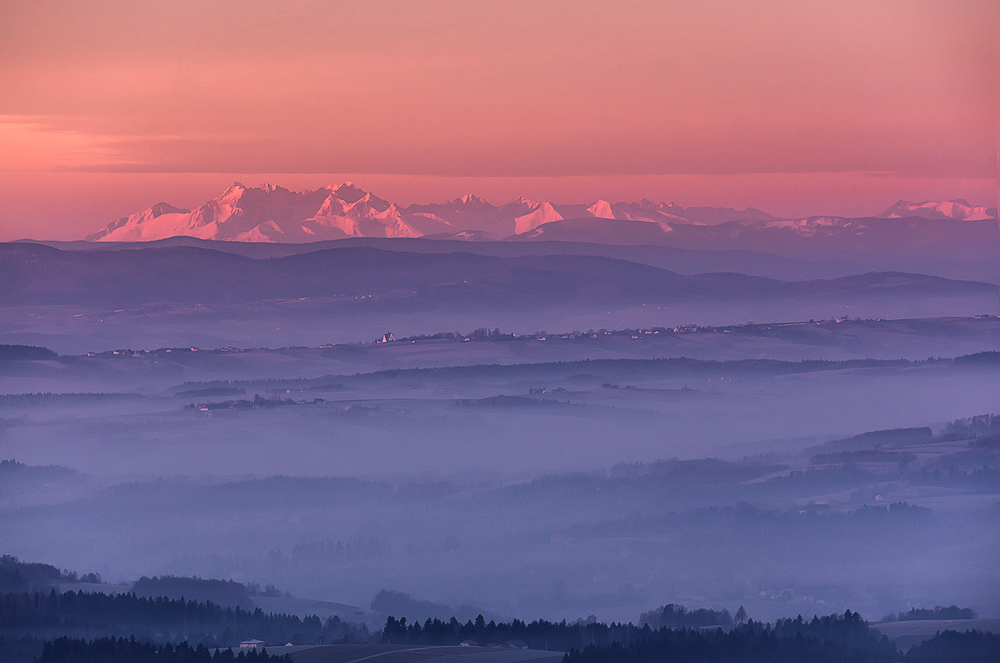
[0,0,995,240]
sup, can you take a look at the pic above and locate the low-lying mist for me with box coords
[1,319,998,626]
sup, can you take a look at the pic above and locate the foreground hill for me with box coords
[0,243,993,309]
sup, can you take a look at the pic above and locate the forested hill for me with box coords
[1,243,992,308]
[35,637,290,663]
[562,627,999,663]
[1,596,997,663]
[378,611,887,651]
[0,590,369,646]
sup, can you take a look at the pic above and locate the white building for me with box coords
[240,639,265,651]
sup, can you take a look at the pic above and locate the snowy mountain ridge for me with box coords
[879,199,996,221]
[87,182,421,243]
[85,184,995,244]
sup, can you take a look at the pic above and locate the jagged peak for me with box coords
[332,181,364,194]
[217,182,249,205]
[329,182,369,205]
[454,194,489,205]
[587,200,614,219]
[633,198,675,210]
[148,202,189,217]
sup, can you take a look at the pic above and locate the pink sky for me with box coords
[0,0,996,240]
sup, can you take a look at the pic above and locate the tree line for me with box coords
[1,599,997,663]
[0,590,369,647]
[379,611,885,652]
[881,605,977,622]
[561,612,998,663]
[0,555,101,594]
[381,614,645,649]
[36,636,290,663]
[639,604,738,629]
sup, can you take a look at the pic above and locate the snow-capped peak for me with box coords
[330,182,369,204]
[586,200,615,219]
[633,199,676,211]
[86,182,422,243]
[148,202,189,217]
[879,199,996,221]
[217,182,249,206]
[514,201,562,234]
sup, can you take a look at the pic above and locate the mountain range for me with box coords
[83,182,799,243]
[79,184,1000,282]
[878,199,995,221]
[87,183,423,243]
[86,183,996,245]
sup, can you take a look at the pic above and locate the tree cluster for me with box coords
[941,413,1000,439]
[378,609,902,653]
[561,613,997,663]
[0,590,370,647]
[882,605,977,622]
[639,604,734,629]
[132,576,253,608]
[383,614,673,650]
[0,555,98,594]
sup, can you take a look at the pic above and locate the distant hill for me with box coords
[15,237,877,282]
[0,460,94,511]
[369,589,455,622]
[516,215,998,280]
[131,575,254,608]
[0,243,993,309]
[0,554,63,593]
[0,345,58,361]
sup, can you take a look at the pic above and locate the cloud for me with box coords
[0,116,141,171]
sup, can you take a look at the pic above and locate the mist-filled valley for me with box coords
[1,239,998,662]
[2,307,999,627]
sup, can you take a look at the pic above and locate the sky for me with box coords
[0,0,996,240]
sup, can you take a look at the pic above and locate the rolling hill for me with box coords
[1,243,993,309]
